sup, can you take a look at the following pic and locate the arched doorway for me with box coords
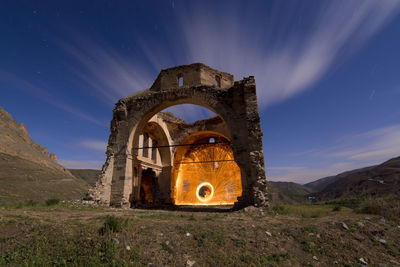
[172,131,242,205]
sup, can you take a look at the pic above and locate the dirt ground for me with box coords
[0,204,399,266]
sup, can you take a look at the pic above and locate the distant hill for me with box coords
[69,169,101,187]
[304,166,375,192]
[269,181,314,204]
[315,157,400,201]
[0,107,89,205]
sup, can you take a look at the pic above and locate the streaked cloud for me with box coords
[0,70,104,126]
[177,0,400,108]
[79,140,107,152]
[268,123,400,183]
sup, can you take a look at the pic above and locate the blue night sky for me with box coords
[1,0,400,184]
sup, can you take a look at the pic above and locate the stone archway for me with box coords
[92,63,268,208]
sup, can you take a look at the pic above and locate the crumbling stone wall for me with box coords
[91,63,268,208]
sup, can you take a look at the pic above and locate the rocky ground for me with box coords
[0,202,399,266]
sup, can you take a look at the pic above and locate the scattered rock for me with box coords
[357,222,365,227]
[355,235,365,242]
[308,233,314,236]
[378,238,386,244]
[370,229,379,235]
[126,245,131,251]
[380,217,386,224]
[186,232,191,237]
[165,241,170,246]
[364,217,371,220]
[316,234,321,239]
[186,259,196,267]
[340,222,349,230]
[313,256,318,261]
[265,231,272,237]
[390,259,400,265]
[359,258,368,265]
[112,238,119,244]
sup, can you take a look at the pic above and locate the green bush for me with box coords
[99,216,128,234]
[45,198,60,206]
[271,203,288,215]
[332,205,341,212]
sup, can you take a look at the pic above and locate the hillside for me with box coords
[304,166,375,192]
[69,169,101,187]
[315,157,400,201]
[269,181,314,204]
[0,107,89,205]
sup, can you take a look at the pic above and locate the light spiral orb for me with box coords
[196,182,214,202]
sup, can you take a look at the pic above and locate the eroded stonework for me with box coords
[89,63,269,208]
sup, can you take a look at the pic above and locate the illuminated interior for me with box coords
[172,132,242,205]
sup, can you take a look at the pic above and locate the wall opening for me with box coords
[178,74,183,87]
[215,75,221,87]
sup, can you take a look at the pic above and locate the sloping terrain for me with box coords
[269,181,314,204]
[316,157,400,201]
[68,169,101,187]
[0,107,88,205]
[304,166,375,192]
[0,153,88,204]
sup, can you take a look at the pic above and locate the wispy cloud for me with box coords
[0,70,104,126]
[58,39,154,103]
[79,140,107,152]
[59,159,103,169]
[177,0,400,108]
[268,123,400,183]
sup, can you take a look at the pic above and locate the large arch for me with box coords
[92,63,269,208]
[171,131,242,205]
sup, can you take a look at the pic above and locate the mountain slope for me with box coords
[316,157,400,200]
[0,107,88,205]
[269,181,314,204]
[69,169,101,187]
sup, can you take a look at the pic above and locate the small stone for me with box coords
[316,234,321,238]
[186,232,191,237]
[355,235,365,242]
[126,245,131,251]
[380,217,386,223]
[341,222,349,230]
[265,231,272,237]
[389,259,400,265]
[364,217,371,220]
[112,238,119,244]
[159,233,164,236]
[148,264,154,267]
[186,260,196,267]
[357,222,365,227]
[333,260,338,264]
[165,241,170,245]
[313,256,318,261]
[308,233,314,236]
[370,229,379,235]
[359,258,368,265]
[378,238,386,244]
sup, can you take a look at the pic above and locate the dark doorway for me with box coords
[140,168,159,204]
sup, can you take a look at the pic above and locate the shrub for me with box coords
[99,216,127,234]
[271,203,288,215]
[332,205,341,212]
[45,198,60,206]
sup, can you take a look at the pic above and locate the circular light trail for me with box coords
[196,182,214,202]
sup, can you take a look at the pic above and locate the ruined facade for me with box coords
[89,63,268,208]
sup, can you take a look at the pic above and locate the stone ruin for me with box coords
[89,63,268,208]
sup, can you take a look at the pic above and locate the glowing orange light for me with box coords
[172,132,242,206]
[196,182,214,202]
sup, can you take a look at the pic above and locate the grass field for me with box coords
[1,202,399,266]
